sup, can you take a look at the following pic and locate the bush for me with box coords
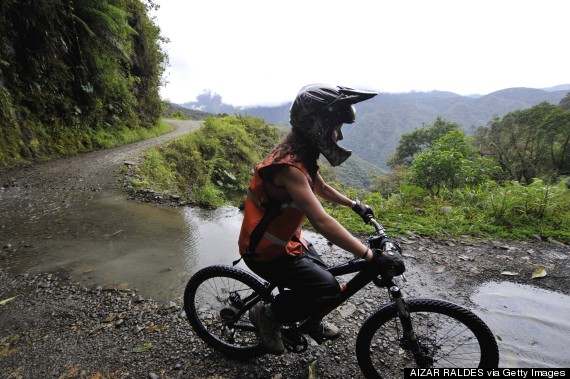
[133,115,279,207]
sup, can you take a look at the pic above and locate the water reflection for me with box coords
[471,281,570,367]
[180,206,324,277]
[181,206,247,273]
[3,193,190,302]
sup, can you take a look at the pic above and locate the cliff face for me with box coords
[0,0,166,166]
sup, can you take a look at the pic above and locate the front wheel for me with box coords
[356,298,499,379]
[183,265,270,359]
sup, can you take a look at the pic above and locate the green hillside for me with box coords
[181,87,569,171]
[0,0,166,166]
[130,115,279,207]
[130,112,570,241]
[329,154,386,189]
[162,102,212,120]
[343,88,569,169]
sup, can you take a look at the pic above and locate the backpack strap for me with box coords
[247,196,283,255]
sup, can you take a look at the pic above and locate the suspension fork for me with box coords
[389,286,432,367]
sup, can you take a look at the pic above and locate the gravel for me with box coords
[1,120,568,378]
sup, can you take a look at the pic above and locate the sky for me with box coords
[152,0,569,107]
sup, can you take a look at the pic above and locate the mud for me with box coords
[1,120,568,377]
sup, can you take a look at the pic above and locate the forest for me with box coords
[0,0,167,165]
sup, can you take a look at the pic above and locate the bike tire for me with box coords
[356,298,499,378]
[183,265,269,359]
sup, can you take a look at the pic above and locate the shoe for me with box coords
[316,321,341,340]
[248,303,285,355]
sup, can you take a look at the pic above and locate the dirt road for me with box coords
[0,119,202,194]
[1,120,569,378]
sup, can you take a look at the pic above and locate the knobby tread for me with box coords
[356,298,499,378]
[184,265,269,359]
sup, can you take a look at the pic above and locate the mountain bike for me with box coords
[183,218,500,378]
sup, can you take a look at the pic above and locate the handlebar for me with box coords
[366,217,400,254]
[367,217,385,236]
[366,216,406,281]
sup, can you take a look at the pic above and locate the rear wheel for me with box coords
[356,298,499,378]
[184,265,269,359]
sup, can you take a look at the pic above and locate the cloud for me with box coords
[154,0,570,106]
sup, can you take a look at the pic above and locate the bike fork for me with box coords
[390,286,433,367]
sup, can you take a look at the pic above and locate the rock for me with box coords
[337,303,356,318]
[91,285,103,295]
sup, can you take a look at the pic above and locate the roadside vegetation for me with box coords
[1,2,568,242]
[130,99,570,242]
[129,115,280,207]
[335,99,570,241]
[0,0,166,166]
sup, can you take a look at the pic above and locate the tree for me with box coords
[390,116,460,168]
[541,107,570,176]
[370,162,407,197]
[560,92,570,110]
[474,102,570,183]
[406,130,498,196]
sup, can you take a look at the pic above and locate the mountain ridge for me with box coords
[178,85,569,170]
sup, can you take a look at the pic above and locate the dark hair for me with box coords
[270,129,319,177]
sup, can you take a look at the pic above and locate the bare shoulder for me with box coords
[274,165,307,187]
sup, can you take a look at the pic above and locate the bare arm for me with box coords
[314,173,353,207]
[275,167,372,260]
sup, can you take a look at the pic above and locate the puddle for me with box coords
[471,281,570,367]
[5,183,569,369]
[181,206,245,271]
[4,194,191,300]
[1,191,322,303]
[180,205,321,276]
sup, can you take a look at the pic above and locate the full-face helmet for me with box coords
[290,84,377,166]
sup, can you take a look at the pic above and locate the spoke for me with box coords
[192,275,260,348]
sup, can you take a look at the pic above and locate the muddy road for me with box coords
[1,120,569,378]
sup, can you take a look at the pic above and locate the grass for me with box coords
[92,120,172,149]
[323,180,570,242]
[127,116,570,243]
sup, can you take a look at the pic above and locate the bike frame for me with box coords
[306,259,391,333]
[234,218,427,364]
[289,256,426,365]
[234,256,387,329]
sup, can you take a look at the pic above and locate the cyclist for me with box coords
[238,84,405,355]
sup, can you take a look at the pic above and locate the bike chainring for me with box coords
[228,292,245,308]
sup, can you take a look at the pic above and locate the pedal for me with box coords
[281,327,308,353]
